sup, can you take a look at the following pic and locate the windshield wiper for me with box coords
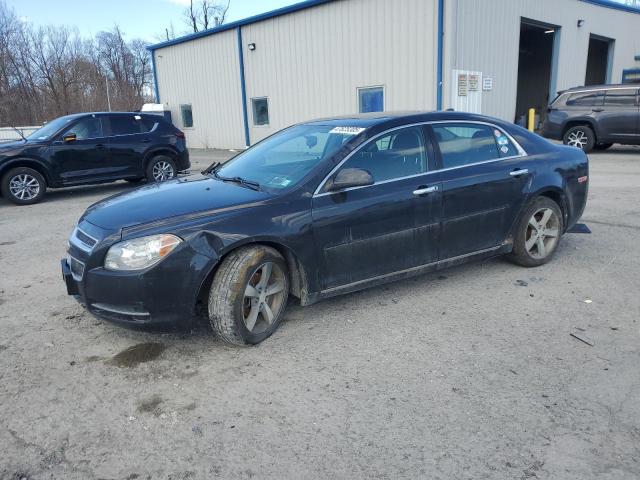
[10,125,27,142]
[211,169,261,191]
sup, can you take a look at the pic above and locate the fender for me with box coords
[562,116,601,139]
[141,145,180,170]
[0,156,54,186]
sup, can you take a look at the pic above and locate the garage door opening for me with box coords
[515,19,559,127]
[585,35,614,86]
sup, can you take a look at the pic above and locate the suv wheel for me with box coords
[208,245,289,346]
[563,125,595,153]
[1,167,46,205]
[146,155,177,182]
[508,196,564,268]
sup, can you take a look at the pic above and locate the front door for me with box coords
[48,116,111,185]
[596,88,640,141]
[312,125,442,290]
[430,122,530,260]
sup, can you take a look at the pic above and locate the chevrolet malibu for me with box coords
[62,112,588,345]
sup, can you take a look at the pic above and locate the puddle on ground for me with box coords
[106,342,166,368]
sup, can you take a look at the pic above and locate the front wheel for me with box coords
[1,167,47,205]
[146,155,177,182]
[508,197,564,267]
[209,246,289,346]
[563,125,595,153]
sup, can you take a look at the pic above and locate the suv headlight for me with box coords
[104,234,182,271]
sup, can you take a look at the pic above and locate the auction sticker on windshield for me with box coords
[329,127,366,135]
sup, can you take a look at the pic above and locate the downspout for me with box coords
[151,50,160,103]
[236,26,251,147]
[436,0,444,110]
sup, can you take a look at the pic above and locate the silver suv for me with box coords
[542,84,639,153]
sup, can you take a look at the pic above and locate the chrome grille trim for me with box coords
[70,227,98,253]
[68,255,85,281]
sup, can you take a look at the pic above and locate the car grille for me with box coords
[70,227,98,252]
[69,256,85,281]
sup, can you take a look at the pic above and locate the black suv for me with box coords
[0,112,190,205]
[542,84,640,153]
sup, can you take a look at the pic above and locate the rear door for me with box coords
[312,125,442,290]
[431,122,530,260]
[597,88,640,141]
[104,114,157,178]
[48,115,111,184]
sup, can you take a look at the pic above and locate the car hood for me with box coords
[0,140,27,154]
[82,174,271,230]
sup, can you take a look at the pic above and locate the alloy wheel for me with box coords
[525,207,560,259]
[566,130,588,149]
[9,173,40,200]
[152,161,175,181]
[242,262,287,333]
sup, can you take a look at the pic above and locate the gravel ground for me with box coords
[1,146,639,480]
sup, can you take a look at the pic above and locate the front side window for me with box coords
[358,86,384,113]
[63,117,103,140]
[251,98,269,126]
[604,89,637,106]
[566,91,605,106]
[433,123,507,169]
[212,124,358,191]
[339,126,427,183]
[27,115,76,141]
[180,104,193,128]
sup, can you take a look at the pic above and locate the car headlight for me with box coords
[104,234,182,271]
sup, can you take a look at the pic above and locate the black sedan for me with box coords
[0,112,190,205]
[62,111,589,345]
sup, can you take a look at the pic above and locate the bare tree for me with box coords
[184,0,230,33]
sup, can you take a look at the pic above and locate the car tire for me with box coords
[508,196,564,268]
[1,167,47,205]
[208,245,289,346]
[593,143,613,151]
[146,155,177,182]
[563,125,595,153]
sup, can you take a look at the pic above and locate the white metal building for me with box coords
[148,0,640,149]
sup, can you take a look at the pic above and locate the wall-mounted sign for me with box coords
[469,74,479,91]
[457,73,468,96]
[482,76,493,91]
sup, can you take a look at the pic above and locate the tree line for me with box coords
[0,1,152,127]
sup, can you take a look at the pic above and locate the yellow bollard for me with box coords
[527,108,535,132]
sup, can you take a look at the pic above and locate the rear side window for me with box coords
[566,91,605,106]
[109,115,152,136]
[341,126,427,182]
[433,123,501,169]
[604,89,637,106]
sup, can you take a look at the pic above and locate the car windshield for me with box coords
[26,116,77,141]
[211,124,362,190]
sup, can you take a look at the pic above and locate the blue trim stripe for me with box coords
[579,0,640,14]
[237,27,250,147]
[151,51,160,102]
[436,0,444,110]
[147,0,335,51]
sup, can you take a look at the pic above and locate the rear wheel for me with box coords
[563,125,595,153]
[146,155,176,182]
[208,246,289,346]
[1,167,46,205]
[508,196,564,267]
[593,143,613,151]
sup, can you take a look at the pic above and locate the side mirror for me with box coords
[62,133,77,143]
[328,168,374,191]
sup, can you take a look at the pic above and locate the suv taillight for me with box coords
[176,131,185,139]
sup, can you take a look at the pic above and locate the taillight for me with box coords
[175,131,185,139]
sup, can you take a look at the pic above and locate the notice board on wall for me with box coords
[450,70,483,114]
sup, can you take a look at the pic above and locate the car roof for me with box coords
[301,110,511,130]
[561,84,639,93]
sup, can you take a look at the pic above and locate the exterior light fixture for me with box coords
[577,19,585,27]
[544,29,555,34]
[248,43,256,51]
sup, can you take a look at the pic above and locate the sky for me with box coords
[5,0,300,43]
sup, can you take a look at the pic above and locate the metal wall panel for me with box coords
[444,0,640,121]
[240,0,439,143]
[153,29,245,149]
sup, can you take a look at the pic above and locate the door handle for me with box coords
[413,186,438,196]
[95,144,105,149]
[509,169,529,177]
[141,138,151,143]
[592,108,604,112]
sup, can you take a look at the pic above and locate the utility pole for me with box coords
[105,77,112,112]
